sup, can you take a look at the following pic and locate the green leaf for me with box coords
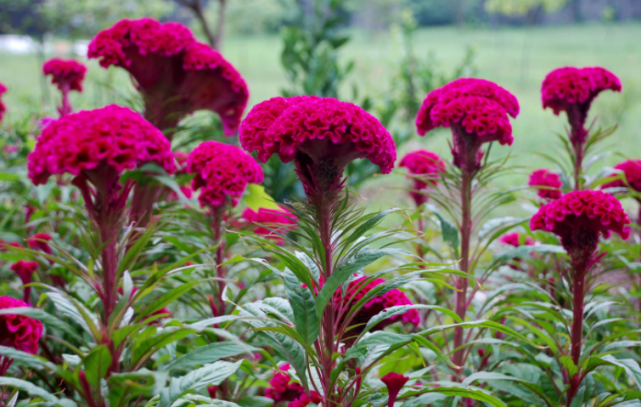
[419,384,506,407]
[158,360,243,407]
[0,307,77,339]
[0,377,75,407]
[283,269,319,345]
[83,345,113,387]
[364,305,461,333]
[601,355,641,390]
[478,217,524,240]
[164,342,257,371]
[0,345,55,370]
[107,369,168,407]
[132,327,195,367]
[244,185,280,211]
[137,282,199,321]
[492,244,565,267]
[426,204,460,250]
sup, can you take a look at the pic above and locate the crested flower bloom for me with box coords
[415,78,519,172]
[26,233,53,255]
[334,276,419,344]
[240,96,395,198]
[187,141,263,209]
[0,82,6,122]
[288,391,322,407]
[43,58,87,117]
[529,169,563,200]
[242,207,297,244]
[499,232,534,247]
[10,261,38,303]
[530,190,629,257]
[399,150,445,207]
[381,372,410,407]
[88,18,249,136]
[0,296,43,374]
[602,159,641,193]
[542,67,621,143]
[265,364,305,403]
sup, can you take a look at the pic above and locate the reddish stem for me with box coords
[58,84,72,117]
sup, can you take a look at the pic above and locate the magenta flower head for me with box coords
[499,232,534,247]
[242,207,297,244]
[415,78,519,172]
[43,58,86,93]
[0,296,43,374]
[602,159,641,193]
[381,372,410,407]
[529,169,563,200]
[0,82,7,121]
[265,363,305,403]
[240,96,395,198]
[88,18,249,135]
[10,261,38,303]
[542,67,621,143]
[26,233,53,255]
[187,141,264,209]
[27,105,175,221]
[531,190,629,257]
[399,150,445,207]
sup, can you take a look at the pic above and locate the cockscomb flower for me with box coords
[399,150,445,207]
[416,78,519,172]
[529,169,563,200]
[288,391,322,407]
[500,233,534,247]
[542,67,621,143]
[187,141,263,209]
[530,190,629,256]
[242,207,297,244]
[265,364,305,403]
[43,59,87,117]
[88,18,249,136]
[240,96,395,197]
[381,372,410,407]
[0,82,6,122]
[0,296,43,374]
[10,261,38,303]
[334,276,419,343]
[26,233,53,255]
[601,159,641,193]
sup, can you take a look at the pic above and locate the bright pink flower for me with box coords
[242,207,297,244]
[42,58,87,93]
[0,241,22,251]
[0,82,7,121]
[266,364,305,403]
[26,233,52,255]
[499,233,534,247]
[240,96,396,196]
[541,67,621,143]
[10,261,38,285]
[88,18,248,135]
[287,391,322,407]
[416,78,519,172]
[28,105,175,186]
[601,159,641,192]
[529,169,562,200]
[187,141,263,209]
[207,386,218,399]
[381,372,409,407]
[530,190,630,255]
[0,296,43,355]
[399,150,445,206]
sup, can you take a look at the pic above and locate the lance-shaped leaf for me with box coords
[165,342,258,371]
[283,268,319,345]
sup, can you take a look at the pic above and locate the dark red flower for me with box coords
[26,233,53,255]
[10,261,38,285]
[240,96,395,196]
[601,159,641,192]
[0,296,43,355]
[499,233,534,247]
[88,18,248,136]
[42,58,87,93]
[529,169,562,200]
[399,150,445,206]
[416,78,519,172]
[541,67,621,143]
[0,241,22,252]
[0,82,6,122]
[530,190,629,256]
[207,386,218,399]
[381,372,409,407]
[266,364,305,403]
[242,207,297,244]
[187,141,263,209]
[287,391,322,407]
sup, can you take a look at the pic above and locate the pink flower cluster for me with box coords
[240,96,396,174]
[88,18,248,135]
[0,296,43,355]
[187,141,264,208]
[334,276,419,335]
[541,67,621,116]
[42,58,87,92]
[529,169,562,200]
[499,233,534,247]
[289,391,322,407]
[416,78,519,145]
[0,82,7,121]
[242,207,297,244]
[27,105,175,185]
[602,159,641,192]
[399,150,445,206]
[531,190,630,251]
[27,233,53,255]
[265,364,305,403]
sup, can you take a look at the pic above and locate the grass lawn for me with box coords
[1,23,640,194]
